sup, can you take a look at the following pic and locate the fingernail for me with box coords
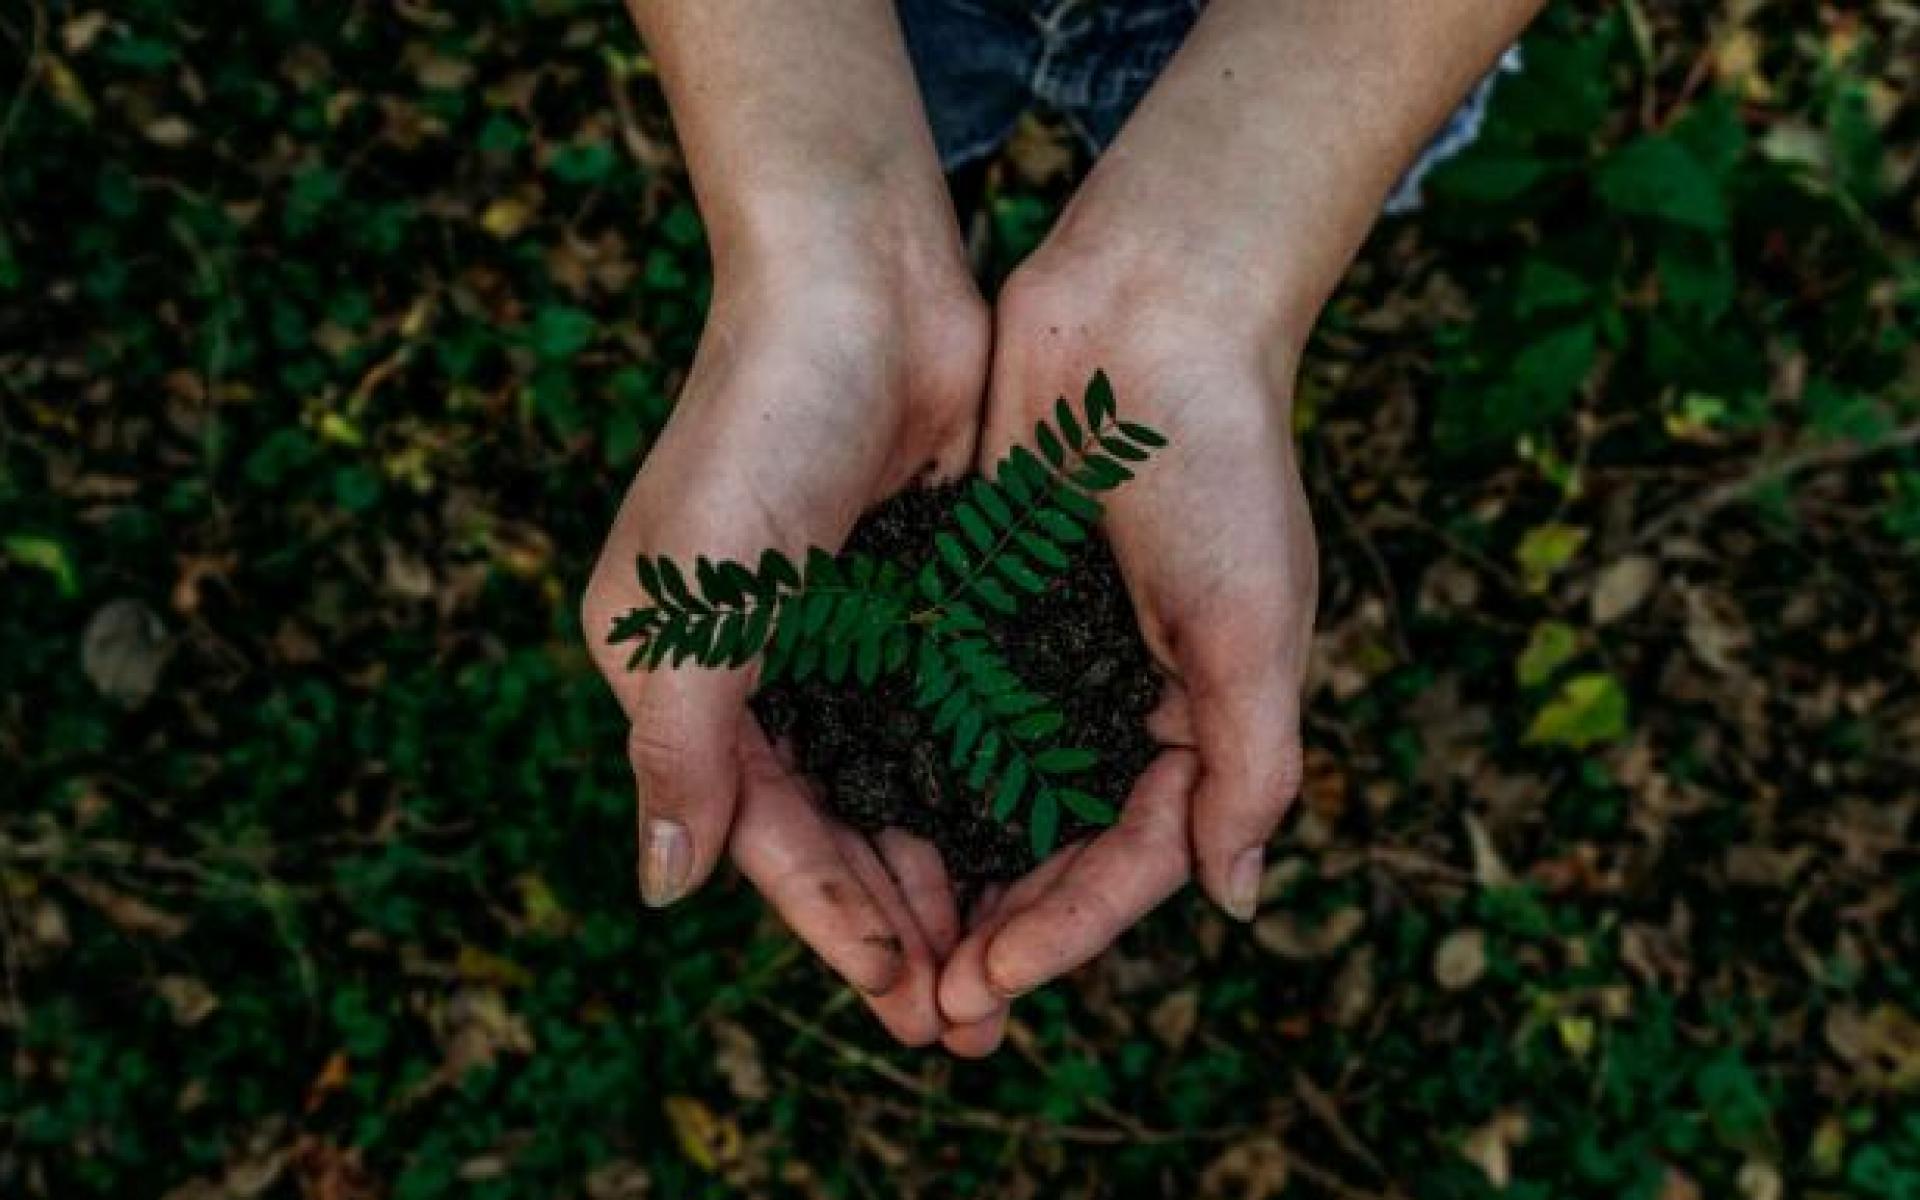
[639,819,691,908]
[1226,847,1263,922]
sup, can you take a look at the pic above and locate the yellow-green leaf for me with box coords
[1516,522,1588,594]
[1525,672,1629,749]
[1517,620,1580,687]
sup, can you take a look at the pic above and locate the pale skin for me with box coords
[582,0,1544,1054]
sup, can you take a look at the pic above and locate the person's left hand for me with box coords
[934,239,1319,1052]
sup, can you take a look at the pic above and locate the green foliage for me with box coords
[607,372,1160,854]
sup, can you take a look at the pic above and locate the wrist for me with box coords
[1008,215,1310,395]
[1034,184,1321,360]
[703,159,968,299]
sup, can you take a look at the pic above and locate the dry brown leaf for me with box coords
[1149,987,1200,1050]
[1198,1134,1289,1200]
[1590,554,1658,625]
[663,1095,742,1173]
[82,598,171,707]
[158,975,220,1026]
[1433,929,1489,991]
[66,877,188,938]
[1253,905,1365,960]
[1460,1110,1528,1189]
[710,1018,768,1102]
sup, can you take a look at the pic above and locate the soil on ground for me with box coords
[752,484,1161,882]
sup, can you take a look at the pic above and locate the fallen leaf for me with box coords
[710,1018,768,1102]
[1199,1135,1289,1200]
[663,1095,741,1173]
[66,877,187,938]
[82,598,171,707]
[1461,1110,1528,1189]
[1517,620,1580,686]
[1253,905,1365,960]
[1516,522,1588,593]
[1149,988,1200,1050]
[1525,673,1630,749]
[1433,929,1489,991]
[157,975,219,1026]
[1590,554,1658,625]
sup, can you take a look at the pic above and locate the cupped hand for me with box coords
[937,249,1318,1048]
[581,256,994,1045]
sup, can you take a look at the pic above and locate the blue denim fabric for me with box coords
[896,0,1520,214]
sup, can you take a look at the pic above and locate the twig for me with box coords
[756,999,1239,1146]
[1293,1072,1389,1179]
[0,0,45,170]
[1312,446,1410,661]
[1631,420,1920,548]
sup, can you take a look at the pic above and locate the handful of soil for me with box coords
[752,484,1161,882]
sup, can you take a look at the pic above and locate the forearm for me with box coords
[624,0,963,283]
[1043,0,1542,344]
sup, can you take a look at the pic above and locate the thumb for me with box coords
[623,666,749,909]
[1188,668,1305,922]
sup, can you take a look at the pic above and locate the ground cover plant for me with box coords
[609,372,1164,871]
[1,2,1917,1198]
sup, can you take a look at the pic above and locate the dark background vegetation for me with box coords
[2,2,1917,1196]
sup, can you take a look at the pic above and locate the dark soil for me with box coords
[752,484,1161,882]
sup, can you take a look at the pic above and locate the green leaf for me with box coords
[757,549,799,592]
[1084,369,1116,426]
[949,710,982,768]
[1010,709,1065,740]
[1517,620,1580,687]
[971,479,1012,528]
[739,603,774,665]
[1597,135,1727,232]
[823,636,852,683]
[992,759,1029,820]
[5,535,79,597]
[937,532,971,578]
[1035,509,1087,544]
[1029,790,1060,858]
[1117,421,1166,449]
[529,304,596,361]
[1037,420,1065,468]
[966,731,1000,790]
[1516,522,1589,594]
[1055,487,1103,522]
[634,555,662,601]
[954,502,994,553]
[1015,530,1069,572]
[1032,746,1098,775]
[1524,672,1630,749]
[995,553,1046,595]
[932,689,968,734]
[1058,789,1116,824]
[1512,322,1598,405]
[969,576,1017,614]
[1100,435,1149,463]
[711,612,744,664]
[1055,396,1083,450]
[657,559,697,608]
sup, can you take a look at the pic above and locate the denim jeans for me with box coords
[896,0,1520,213]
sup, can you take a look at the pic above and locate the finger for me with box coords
[938,846,1088,1025]
[1188,669,1304,922]
[940,1007,1009,1058]
[625,668,750,907]
[876,829,961,959]
[831,827,946,1047]
[730,730,907,999]
[982,751,1197,998]
[1146,682,1195,747]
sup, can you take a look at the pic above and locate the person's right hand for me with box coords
[580,248,992,1046]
